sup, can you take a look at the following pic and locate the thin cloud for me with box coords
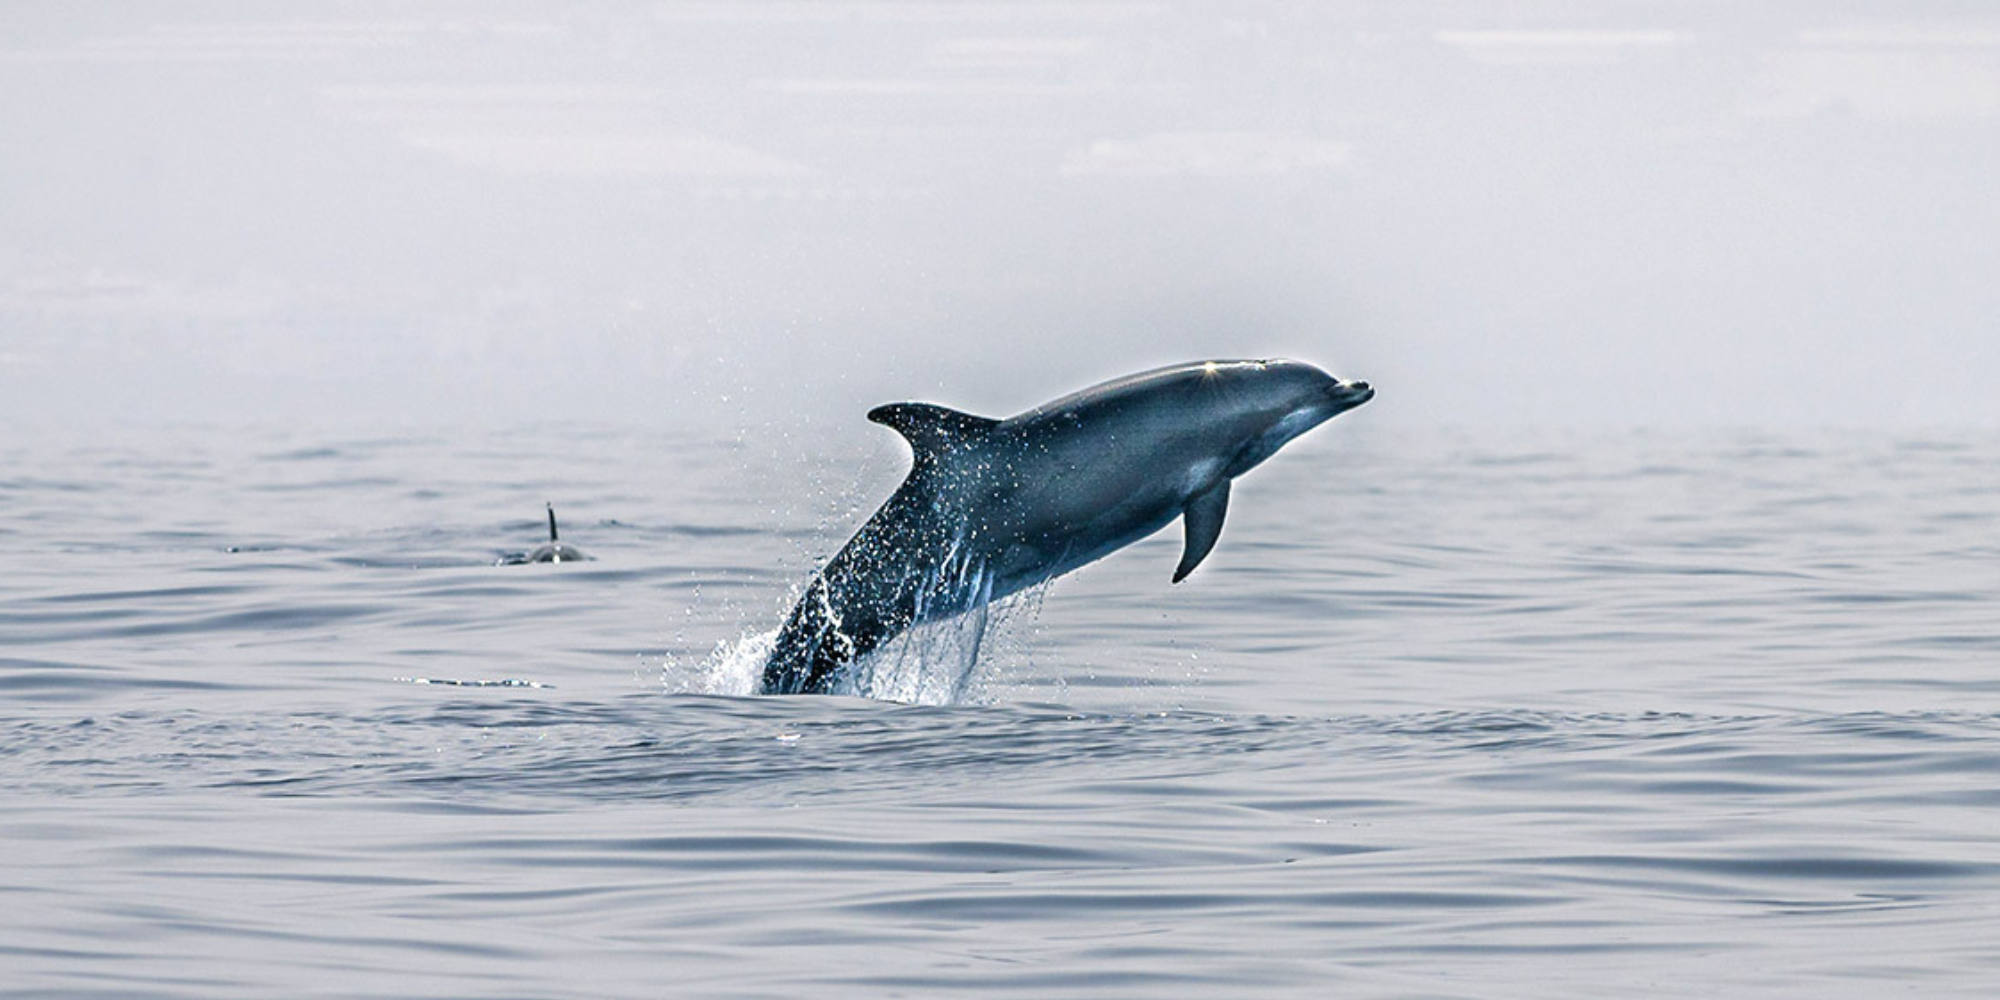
[1061,131,1350,178]
[1435,29,1687,67]
[0,21,427,62]
[320,85,814,178]
[402,132,813,178]
[654,2,1161,26]
[1744,23,2000,120]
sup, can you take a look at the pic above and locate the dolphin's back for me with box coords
[1008,360,1291,424]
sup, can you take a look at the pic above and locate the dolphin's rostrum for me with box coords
[760,359,1374,695]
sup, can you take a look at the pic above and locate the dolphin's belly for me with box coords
[967,437,1223,601]
[809,422,1228,638]
[984,494,1186,602]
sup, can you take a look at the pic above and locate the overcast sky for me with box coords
[3,2,1997,431]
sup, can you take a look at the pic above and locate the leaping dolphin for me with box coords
[760,359,1374,695]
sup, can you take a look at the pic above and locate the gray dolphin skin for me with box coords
[760,359,1374,695]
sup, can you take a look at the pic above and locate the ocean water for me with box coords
[4,422,1999,998]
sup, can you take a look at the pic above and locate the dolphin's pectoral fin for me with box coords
[868,403,999,468]
[1173,479,1231,584]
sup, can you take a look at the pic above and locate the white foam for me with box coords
[669,627,779,697]
[667,585,1050,705]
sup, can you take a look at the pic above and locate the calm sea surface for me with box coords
[4,422,1998,998]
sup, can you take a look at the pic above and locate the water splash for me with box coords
[671,576,1048,705]
[845,595,993,705]
[673,627,778,697]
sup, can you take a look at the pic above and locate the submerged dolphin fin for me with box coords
[1173,479,1230,583]
[868,403,998,469]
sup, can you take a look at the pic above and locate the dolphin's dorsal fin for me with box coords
[1173,480,1231,583]
[546,503,559,542]
[868,403,998,466]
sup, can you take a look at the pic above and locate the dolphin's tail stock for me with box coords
[761,577,875,694]
[761,536,997,696]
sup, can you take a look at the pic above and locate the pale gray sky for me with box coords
[3,2,1997,430]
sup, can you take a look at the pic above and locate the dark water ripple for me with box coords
[13,699,1998,996]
